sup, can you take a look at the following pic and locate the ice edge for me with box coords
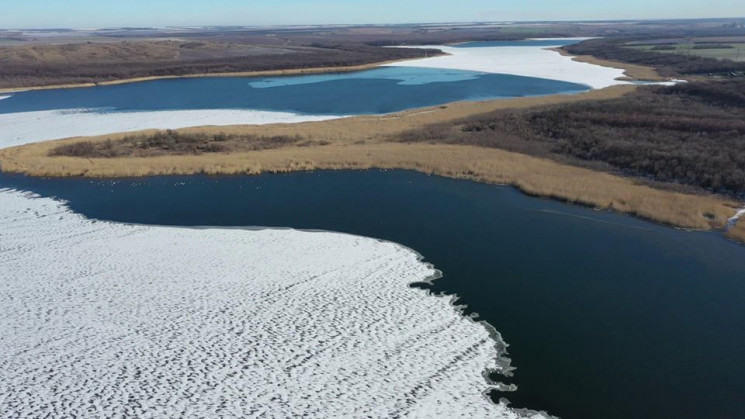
[0,186,556,418]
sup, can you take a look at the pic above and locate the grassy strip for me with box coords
[3,143,738,230]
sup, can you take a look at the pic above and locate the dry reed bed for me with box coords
[727,222,745,243]
[1,142,737,230]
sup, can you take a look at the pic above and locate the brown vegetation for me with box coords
[49,130,305,157]
[0,40,439,89]
[4,142,739,230]
[395,80,745,197]
[727,221,745,243]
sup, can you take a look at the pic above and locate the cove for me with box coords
[2,170,744,419]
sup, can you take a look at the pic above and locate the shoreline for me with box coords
[1,142,738,232]
[2,84,740,234]
[0,84,636,149]
[0,188,518,417]
[0,42,657,94]
[549,47,667,81]
[3,48,738,240]
[0,56,442,94]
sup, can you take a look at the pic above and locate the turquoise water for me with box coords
[0,66,588,116]
[2,170,745,419]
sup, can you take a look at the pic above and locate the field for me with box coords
[626,38,745,62]
[564,37,745,76]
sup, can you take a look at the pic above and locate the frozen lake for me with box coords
[3,171,745,419]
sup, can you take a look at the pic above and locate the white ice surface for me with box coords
[0,95,11,101]
[385,42,630,89]
[727,208,745,229]
[0,108,340,148]
[0,190,524,418]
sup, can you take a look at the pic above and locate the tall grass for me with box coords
[727,222,745,243]
[3,142,738,230]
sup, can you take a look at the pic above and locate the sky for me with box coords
[0,0,743,29]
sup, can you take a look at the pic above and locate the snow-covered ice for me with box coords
[0,42,583,418]
[0,108,340,148]
[386,41,630,89]
[0,95,11,101]
[0,190,529,418]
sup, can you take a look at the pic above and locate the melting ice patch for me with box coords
[248,67,485,89]
[0,189,528,418]
[0,108,341,148]
[727,208,745,229]
[386,41,629,89]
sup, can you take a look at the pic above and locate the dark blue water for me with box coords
[0,66,588,115]
[2,170,744,419]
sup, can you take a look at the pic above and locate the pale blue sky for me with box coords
[0,0,743,29]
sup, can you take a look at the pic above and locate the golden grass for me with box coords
[1,142,737,230]
[550,48,666,81]
[726,222,745,243]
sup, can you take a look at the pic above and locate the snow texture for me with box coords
[0,108,340,148]
[0,190,526,418]
[386,41,630,89]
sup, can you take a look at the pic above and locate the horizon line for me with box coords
[1,16,744,32]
